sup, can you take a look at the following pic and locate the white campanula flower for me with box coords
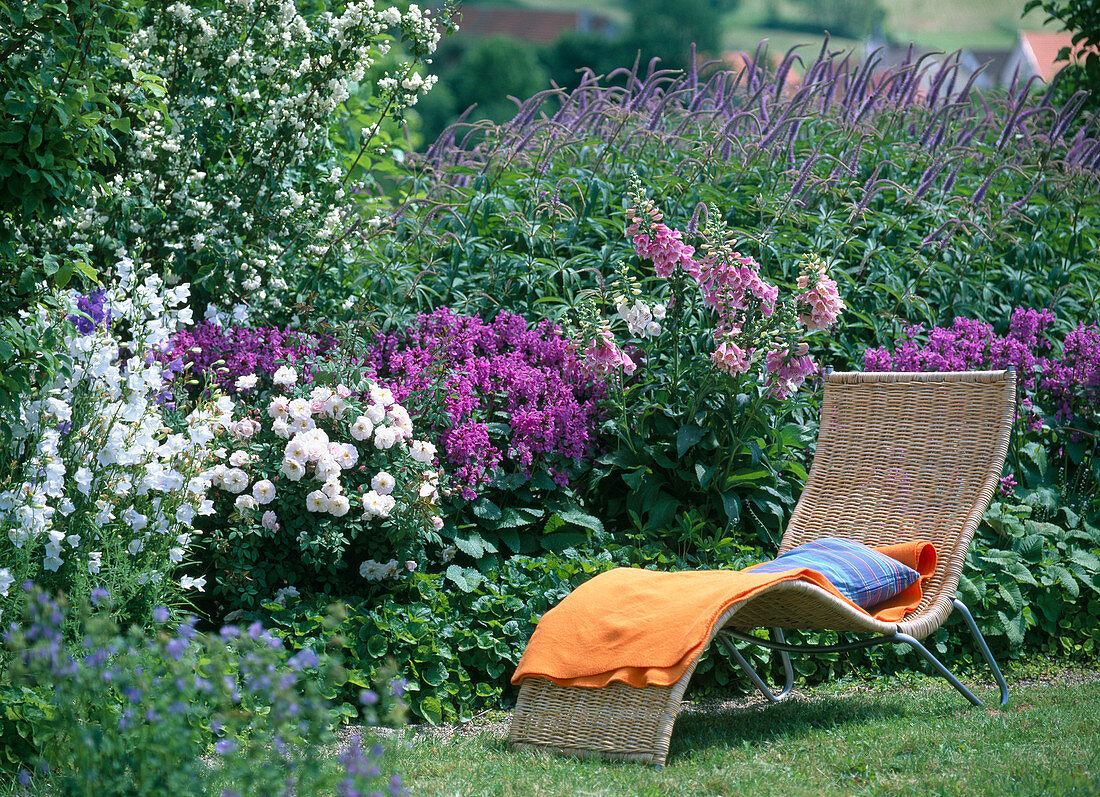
[87,552,102,575]
[127,538,144,556]
[234,494,258,513]
[409,440,436,464]
[176,503,197,525]
[373,425,398,450]
[268,396,291,420]
[181,575,206,591]
[169,547,185,564]
[229,450,251,467]
[273,366,298,386]
[124,506,149,531]
[305,490,329,513]
[261,510,279,531]
[280,458,306,481]
[371,471,395,495]
[349,416,374,441]
[252,479,276,504]
[0,568,13,597]
[220,468,249,494]
[43,553,63,572]
[328,494,350,517]
[235,373,259,391]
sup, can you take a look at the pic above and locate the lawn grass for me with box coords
[375,665,1100,796]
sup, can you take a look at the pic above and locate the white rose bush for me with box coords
[197,370,447,613]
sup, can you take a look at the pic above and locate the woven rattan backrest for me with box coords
[782,371,1017,621]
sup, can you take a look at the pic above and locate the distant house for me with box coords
[960,49,1011,90]
[860,38,1015,91]
[446,7,617,45]
[1001,30,1099,85]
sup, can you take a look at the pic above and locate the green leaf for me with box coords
[724,467,771,488]
[418,695,443,725]
[366,635,387,658]
[421,662,447,687]
[553,505,604,534]
[446,565,483,593]
[676,424,706,457]
[720,490,741,525]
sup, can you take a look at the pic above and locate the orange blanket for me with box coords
[511,541,936,689]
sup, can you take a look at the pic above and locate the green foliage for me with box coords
[1,587,404,792]
[0,0,152,224]
[626,0,722,65]
[259,539,752,724]
[772,0,886,39]
[448,36,550,127]
[1024,0,1100,66]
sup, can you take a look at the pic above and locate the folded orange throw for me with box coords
[511,541,936,689]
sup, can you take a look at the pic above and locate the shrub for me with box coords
[1,584,406,793]
[565,191,843,549]
[0,264,220,626]
[13,0,451,325]
[364,307,603,500]
[365,47,1098,355]
[193,367,446,614]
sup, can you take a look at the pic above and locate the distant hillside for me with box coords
[455,0,1055,55]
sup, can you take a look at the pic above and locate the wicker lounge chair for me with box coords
[509,369,1017,765]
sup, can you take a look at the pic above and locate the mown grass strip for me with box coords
[375,669,1100,796]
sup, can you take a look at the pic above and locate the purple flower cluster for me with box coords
[68,290,111,335]
[161,323,335,395]
[363,308,604,499]
[863,309,1055,388]
[863,307,1100,427]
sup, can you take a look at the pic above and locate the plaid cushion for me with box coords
[750,537,921,608]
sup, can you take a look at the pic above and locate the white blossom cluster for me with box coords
[16,0,446,323]
[206,373,444,566]
[615,296,666,338]
[358,556,417,582]
[0,261,225,594]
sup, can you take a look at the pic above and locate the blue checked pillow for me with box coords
[750,538,921,608]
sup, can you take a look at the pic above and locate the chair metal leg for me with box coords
[893,632,985,706]
[719,601,1009,708]
[717,627,794,703]
[952,598,1010,707]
